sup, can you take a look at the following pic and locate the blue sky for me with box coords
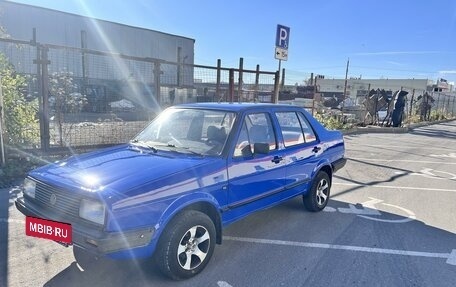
[6,0,456,84]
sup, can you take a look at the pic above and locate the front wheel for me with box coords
[154,210,216,280]
[303,171,331,212]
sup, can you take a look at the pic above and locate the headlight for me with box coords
[79,199,105,225]
[23,178,36,198]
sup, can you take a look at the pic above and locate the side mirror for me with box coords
[254,143,270,154]
[241,145,253,157]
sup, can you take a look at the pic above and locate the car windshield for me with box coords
[133,108,236,156]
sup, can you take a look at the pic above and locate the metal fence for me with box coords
[341,88,456,126]
[0,37,279,152]
[1,35,455,157]
[278,83,456,127]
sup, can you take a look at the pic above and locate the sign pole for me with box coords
[278,58,282,89]
[274,24,290,104]
[274,59,282,103]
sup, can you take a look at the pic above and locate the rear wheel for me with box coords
[155,210,216,280]
[303,171,331,212]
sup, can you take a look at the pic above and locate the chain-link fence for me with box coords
[0,37,279,153]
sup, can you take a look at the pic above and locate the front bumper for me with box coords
[15,197,155,254]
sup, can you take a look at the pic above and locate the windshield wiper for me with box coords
[166,143,202,156]
[130,140,158,153]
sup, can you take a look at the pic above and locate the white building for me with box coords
[315,78,435,99]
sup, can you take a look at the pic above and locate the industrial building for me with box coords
[0,1,194,68]
[0,1,196,108]
[305,76,454,107]
[317,78,432,95]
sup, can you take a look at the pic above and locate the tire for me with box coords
[155,210,216,280]
[303,171,331,212]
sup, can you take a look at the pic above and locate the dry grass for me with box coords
[49,120,148,147]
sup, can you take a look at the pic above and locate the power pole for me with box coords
[341,58,350,120]
[312,76,318,116]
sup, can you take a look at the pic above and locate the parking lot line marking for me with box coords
[224,236,455,265]
[357,202,416,223]
[448,250,456,265]
[430,153,456,158]
[327,197,417,223]
[347,158,456,165]
[332,182,456,193]
[411,168,456,180]
[217,281,234,287]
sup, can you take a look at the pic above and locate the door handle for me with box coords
[271,156,283,164]
[312,146,321,153]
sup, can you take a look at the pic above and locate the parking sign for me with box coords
[275,25,290,49]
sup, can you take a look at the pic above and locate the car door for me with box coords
[225,111,287,223]
[274,110,321,199]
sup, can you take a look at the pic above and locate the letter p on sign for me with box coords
[276,25,290,49]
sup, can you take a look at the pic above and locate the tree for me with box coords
[0,54,39,146]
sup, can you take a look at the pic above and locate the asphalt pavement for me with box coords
[1,120,456,287]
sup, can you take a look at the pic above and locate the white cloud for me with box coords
[385,61,404,66]
[438,70,456,74]
[353,51,441,56]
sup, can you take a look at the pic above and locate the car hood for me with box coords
[29,144,216,194]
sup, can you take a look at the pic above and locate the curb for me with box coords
[342,126,408,135]
[407,118,455,129]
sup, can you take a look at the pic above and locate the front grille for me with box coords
[32,181,81,219]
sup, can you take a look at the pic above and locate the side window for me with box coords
[233,113,276,157]
[276,112,305,147]
[297,112,317,143]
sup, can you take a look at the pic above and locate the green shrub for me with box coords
[1,54,39,146]
[429,110,447,121]
[314,113,351,130]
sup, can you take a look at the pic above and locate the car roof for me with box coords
[173,102,303,112]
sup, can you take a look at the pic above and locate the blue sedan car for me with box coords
[16,103,346,279]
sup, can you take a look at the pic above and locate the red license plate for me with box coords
[25,216,72,244]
